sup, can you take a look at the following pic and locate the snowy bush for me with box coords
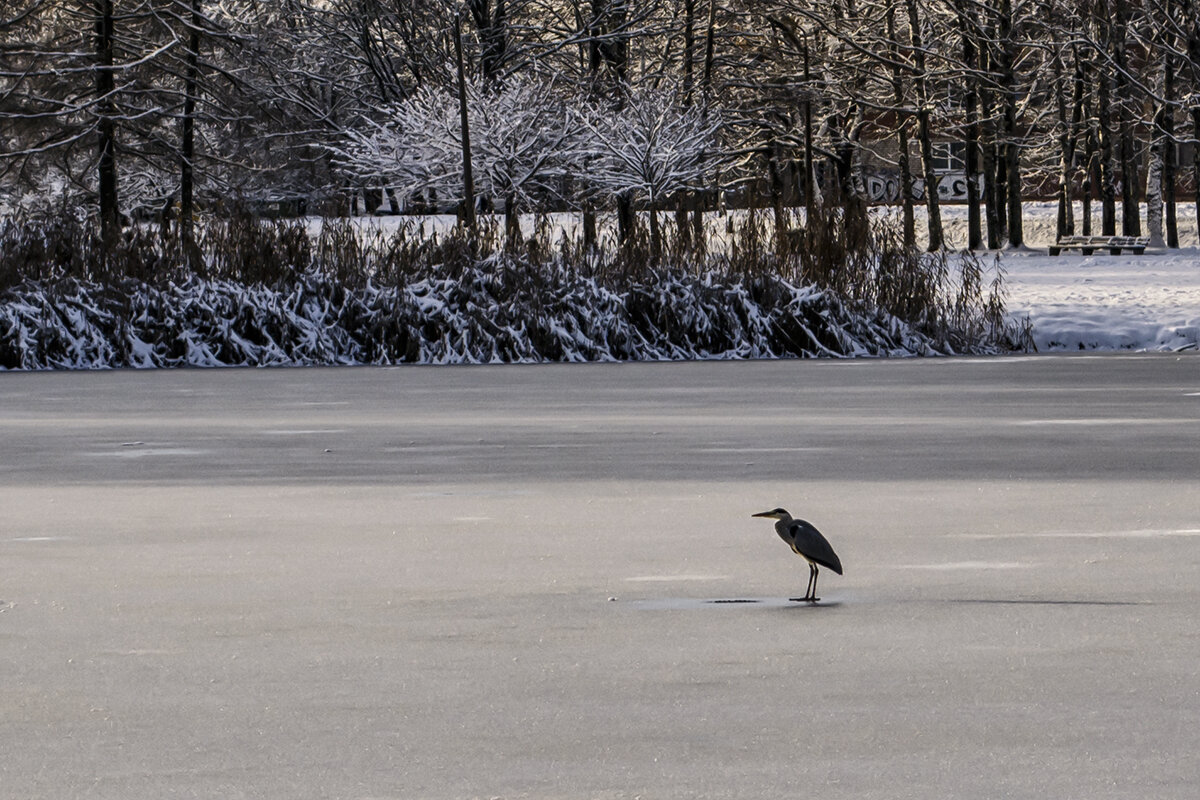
[334,76,574,234]
[575,89,719,219]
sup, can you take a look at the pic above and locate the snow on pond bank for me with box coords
[1002,248,1200,352]
[939,202,1200,352]
[320,202,1200,353]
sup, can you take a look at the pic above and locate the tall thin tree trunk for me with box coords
[992,140,1008,244]
[454,14,476,236]
[1147,34,1172,250]
[1055,51,1083,240]
[1096,63,1117,235]
[1120,125,1140,236]
[1004,102,1023,248]
[682,0,696,105]
[1082,136,1096,236]
[505,195,521,251]
[1146,139,1165,248]
[959,12,982,250]
[802,36,817,218]
[1161,8,1179,248]
[648,196,661,261]
[1193,108,1200,241]
[180,0,202,265]
[978,31,1002,249]
[768,141,789,253]
[677,0,695,250]
[999,0,1022,248]
[906,0,942,251]
[888,4,915,249]
[693,0,720,240]
[1111,2,1140,236]
[95,0,118,256]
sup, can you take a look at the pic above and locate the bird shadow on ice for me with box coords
[629,597,842,610]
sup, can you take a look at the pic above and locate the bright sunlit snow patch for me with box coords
[874,202,1200,353]
[87,447,207,458]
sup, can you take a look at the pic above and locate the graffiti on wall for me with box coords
[864,172,983,203]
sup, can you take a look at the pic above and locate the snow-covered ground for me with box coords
[324,201,1200,353]
[943,202,1200,352]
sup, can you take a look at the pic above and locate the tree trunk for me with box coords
[998,0,1022,248]
[992,141,1007,245]
[648,197,661,262]
[682,0,696,105]
[1194,108,1200,241]
[888,5,915,249]
[960,17,982,250]
[180,0,202,265]
[505,195,521,251]
[1147,39,1175,250]
[1161,23,1179,249]
[898,120,915,249]
[802,37,817,219]
[1096,66,1117,235]
[1146,141,1164,248]
[674,193,691,250]
[95,0,118,256]
[1111,2,1140,236]
[906,0,942,251]
[1054,51,1083,241]
[583,206,598,250]
[1082,138,1096,237]
[468,0,508,83]
[692,0,719,238]
[977,30,1002,249]
[617,195,634,252]
[454,14,476,236]
[769,143,789,254]
[1004,103,1023,248]
[1120,124,1140,236]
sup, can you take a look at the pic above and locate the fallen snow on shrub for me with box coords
[0,262,982,370]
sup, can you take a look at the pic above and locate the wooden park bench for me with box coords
[1048,235,1150,256]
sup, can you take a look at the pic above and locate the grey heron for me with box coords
[752,508,843,602]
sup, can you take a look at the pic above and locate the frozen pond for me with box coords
[2,356,1199,798]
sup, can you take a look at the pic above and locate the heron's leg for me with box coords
[810,564,820,602]
[793,564,815,603]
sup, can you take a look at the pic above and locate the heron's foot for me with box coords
[789,596,819,603]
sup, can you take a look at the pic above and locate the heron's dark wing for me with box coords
[789,519,843,574]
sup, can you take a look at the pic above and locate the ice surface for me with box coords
[1,358,1199,799]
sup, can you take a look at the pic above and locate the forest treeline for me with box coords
[2,0,1199,258]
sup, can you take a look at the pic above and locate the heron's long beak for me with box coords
[751,511,775,518]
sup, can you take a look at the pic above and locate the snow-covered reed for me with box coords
[0,213,1027,370]
[0,265,997,370]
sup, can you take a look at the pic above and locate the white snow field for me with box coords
[329,201,1200,354]
[947,203,1200,353]
[2,357,1199,799]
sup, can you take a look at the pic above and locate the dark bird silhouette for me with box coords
[752,508,843,602]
